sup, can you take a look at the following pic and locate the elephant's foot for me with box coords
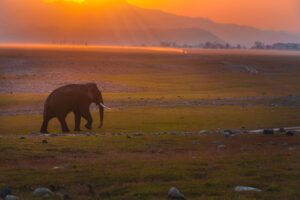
[40,130,49,134]
[85,124,92,130]
[74,128,82,132]
[62,129,70,133]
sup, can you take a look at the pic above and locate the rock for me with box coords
[217,144,226,149]
[170,131,178,135]
[126,135,132,139]
[223,130,235,138]
[5,195,18,200]
[52,166,61,170]
[286,131,295,136]
[19,136,26,140]
[198,130,207,135]
[168,187,185,200]
[263,129,274,135]
[0,187,12,199]
[279,128,286,133]
[32,187,54,198]
[234,186,262,192]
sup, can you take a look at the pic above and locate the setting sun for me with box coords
[44,0,85,3]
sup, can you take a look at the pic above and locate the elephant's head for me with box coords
[86,83,110,128]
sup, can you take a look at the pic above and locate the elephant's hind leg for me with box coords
[74,111,82,132]
[58,115,70,133]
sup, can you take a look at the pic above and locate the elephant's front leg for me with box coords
[58,115,70,133]
[80,106,93,130]
[74,111,82,132]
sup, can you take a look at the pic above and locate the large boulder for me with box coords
[32,187,54,198]
[168,187,185,200]
[286,131,295,136]
[0,187,12,199]
[5,195,18,200]
[234,186,262,192]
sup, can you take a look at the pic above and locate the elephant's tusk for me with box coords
[100,103,111,109]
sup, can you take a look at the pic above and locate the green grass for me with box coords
[0,105,299,135]
[0,135,300,199]
[0,47,300,199]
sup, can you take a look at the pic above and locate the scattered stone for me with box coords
[263,129,274,135]
[198,130,207,135]
[19,136,26,140]
[168,187,185,200]
[5,195,18,200]
[0,187,12,199]
[279,128,286,133]
[52,166,61,170]
[217,144,226,149]
[171,131,178,135]
[32,187,54,198]
[286,131,295,136]
[223,130,235,138]
[234,186,262,192]
[85,132,91,136]
[42,139,48,144]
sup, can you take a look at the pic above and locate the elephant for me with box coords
[40,83,109,134]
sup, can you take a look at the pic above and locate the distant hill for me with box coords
[0,0,299,46]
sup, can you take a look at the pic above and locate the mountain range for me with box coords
[0,0,299,46]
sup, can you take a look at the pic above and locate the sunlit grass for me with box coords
[1,106,299,135]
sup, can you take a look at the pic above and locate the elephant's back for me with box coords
[45,84,86,109]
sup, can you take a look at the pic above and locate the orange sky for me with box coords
[128,0,300,33]
[1,0,299,33]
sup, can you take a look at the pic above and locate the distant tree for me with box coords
[252,41,265,49]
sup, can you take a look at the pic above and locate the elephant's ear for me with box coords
[87,87,94,101]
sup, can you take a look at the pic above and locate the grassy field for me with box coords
[0,46,299,199]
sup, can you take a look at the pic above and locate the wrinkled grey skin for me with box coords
[40,83,105,134]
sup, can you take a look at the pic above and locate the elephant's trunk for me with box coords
[97,103,111,128]
[98,104,104,128]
